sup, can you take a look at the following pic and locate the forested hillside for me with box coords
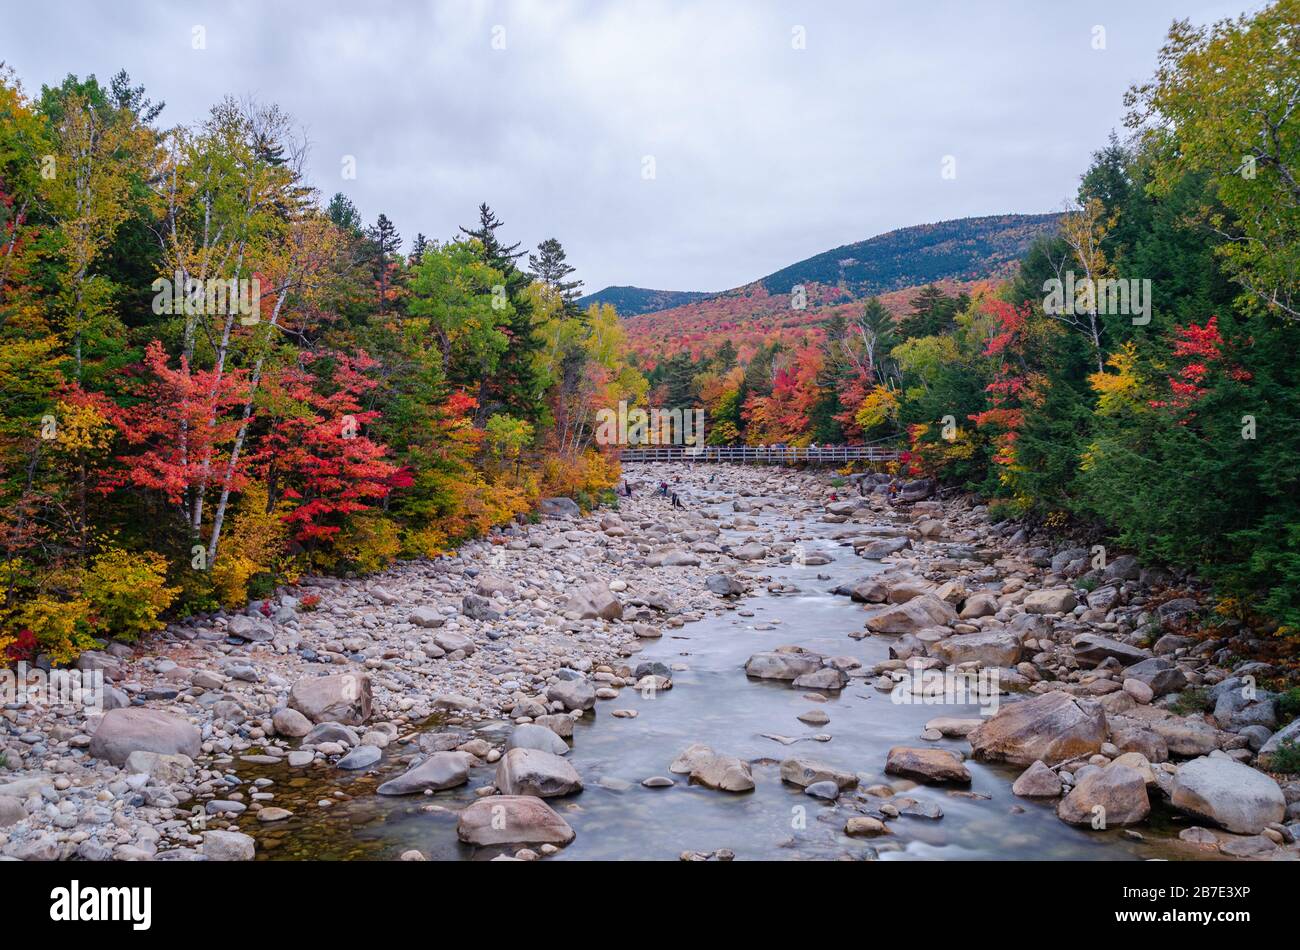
[758,213,1061,296]
[0,70,643,662]
[640,3,1300,632]
[577,285,712,316]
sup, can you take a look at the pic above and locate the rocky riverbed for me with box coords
[1,463,1297,861]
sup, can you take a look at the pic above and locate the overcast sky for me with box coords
[4,0,1256,293]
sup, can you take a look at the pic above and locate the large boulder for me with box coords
[864,594,957,635]
[792,667,848,690]
[89,708,201,767]
[779,757,858,790]
[743,649,823,681]
[546,678,596,711]
[929,630,1022,668]
[1023,588,1077,615]
[377,752,474,795]
[538,496,580,519]
[1071,634,1151,667]
[288,672,372,725]
[671,743,755,792]
[562,581,623,621]
[1057,763,1150,827]
[647,547,701,567]
[705,574,747,597]
[1122,657,1187,697]
[202,830,256,861]
[1149,715,1222,757]
[495,748,582,798]
[456,796,575,846]
[969,691,1106,767]
[227,614,274,642]
[844,576,889,603]
[959,592,999,619]
[507,723,570,756]
[1012,760,1063,797]
[858,537,911,560]
[885,746,971,785]
[1169,756,1286,834]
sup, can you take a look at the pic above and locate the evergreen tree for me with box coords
[365,213,402,315]
[528,237,583,308]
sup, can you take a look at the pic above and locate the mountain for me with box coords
[619,212,1062,366]
[577,285,714,317]
[756,212,1062,297]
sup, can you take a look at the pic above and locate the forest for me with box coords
[0,0,1296,666]
[640,4,1300,635]
[0,69,644,663]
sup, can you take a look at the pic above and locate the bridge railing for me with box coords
[617,444,900,464]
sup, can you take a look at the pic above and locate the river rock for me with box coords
[929,629,1022,668]
[89,708,201,767]
[885,746,971,785]
[793,667,848,690]
[337,744,381,770]
[507,723,570,756]
[272,707,313,738]
[496,748,582,798]
[546,678,596,711]
[706,573,746,596]
[864,594,957,635]
[538,496,580,518]
[689,753,755,792]
[1072,634,1151,666]
[457,796,575,846]
[1012,760,1062,797]
[959,592,999,619]
[1122,657,1187,697]
[227,614,274,642]
[1169,756,1286,834]
[287,672,372,725]
[1023,588,1077,614]
[123,751,194,783]
[859,537,910,559]
[202,830,256,861]
[409,607,445,628]
[744,649,823,681]
[780,757,858,790]
[377,751,474,795]
[969,691,1106,767]
[1057,763,1150,827]
[562,580,623,620]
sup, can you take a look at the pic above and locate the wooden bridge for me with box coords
[618,443,901,465]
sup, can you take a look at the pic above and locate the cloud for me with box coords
[3,0,1248,293]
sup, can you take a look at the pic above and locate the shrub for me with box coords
[1277,687,1300,724]
[1269,740,1300,775]
[320,514,401,575]
[1168,686,1211,716]
[7,593,95,664]
[82,547,179,641]
[210,484,293,607]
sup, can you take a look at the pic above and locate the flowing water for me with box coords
[234,497,1194,861]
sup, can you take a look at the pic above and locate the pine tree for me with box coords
[365,213,402,315]
[327,193,362,234]
[457,204,543,422]
[528,237,583,308]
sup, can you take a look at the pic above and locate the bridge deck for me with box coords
[618,444,900,464]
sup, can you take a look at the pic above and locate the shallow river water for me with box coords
[234,496,1194,861]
